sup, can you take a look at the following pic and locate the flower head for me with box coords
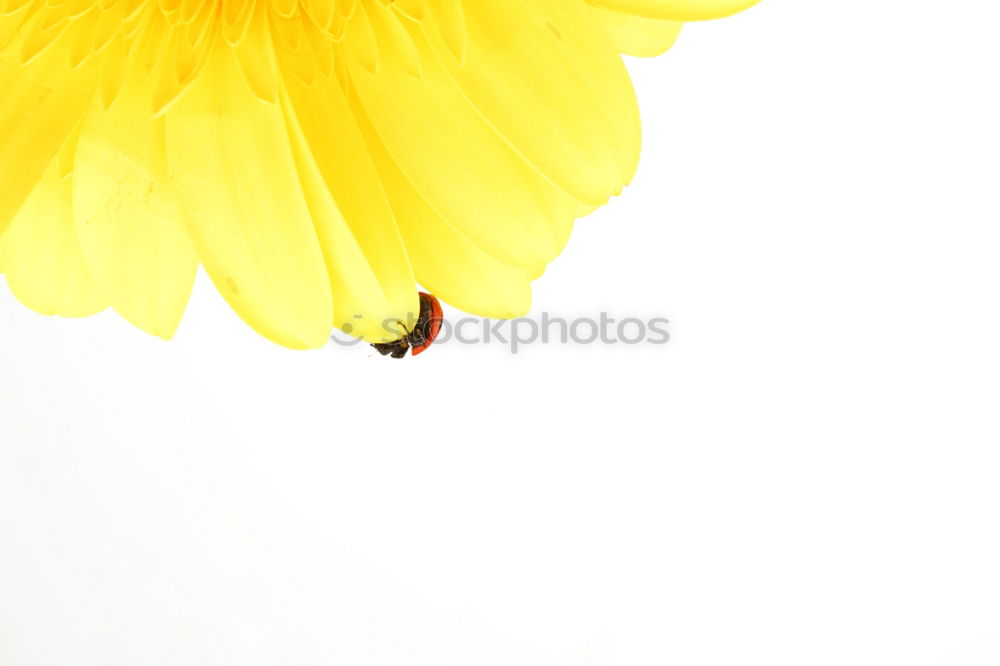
[0,0,757,348]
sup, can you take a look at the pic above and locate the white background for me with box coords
[2,1,999,664]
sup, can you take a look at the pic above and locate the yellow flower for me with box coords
[0,0,756,349]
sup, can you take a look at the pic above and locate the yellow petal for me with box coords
[589,4,684,57]
[165,46,333,350]
[352,4,574,272]
[73,76,198,340]
[587,0,759,22]
[0,15,97,235]
[354,98,535,319]
[0,2,36,55]
[423,0,640,205]
[2,162,107,317]
[231,0,279,103]
[282,77,419,342]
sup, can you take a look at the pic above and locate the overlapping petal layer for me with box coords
[0,0,757,348]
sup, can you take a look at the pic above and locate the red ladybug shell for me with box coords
[410,292,443,356]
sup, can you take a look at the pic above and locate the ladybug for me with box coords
[370,292,444,359]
